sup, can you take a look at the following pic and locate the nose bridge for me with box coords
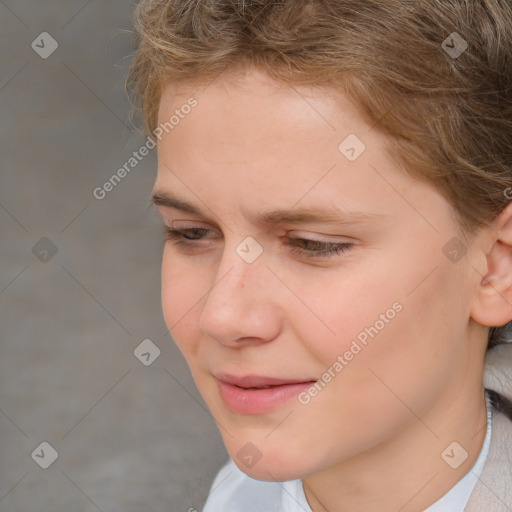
[210,237,267,303]
[198,236,278,344]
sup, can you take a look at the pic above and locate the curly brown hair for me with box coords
[126,0,512,348]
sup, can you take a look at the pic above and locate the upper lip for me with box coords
[215,373,317,388]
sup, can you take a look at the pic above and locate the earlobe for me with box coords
[471,202,512,327]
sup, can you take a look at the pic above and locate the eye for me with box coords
[164,227,353,259]
[165,227,213,241]
[282,237,353,258]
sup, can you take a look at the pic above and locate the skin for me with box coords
[152,67,512,512]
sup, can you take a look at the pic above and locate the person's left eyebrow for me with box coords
[151,190,390,226]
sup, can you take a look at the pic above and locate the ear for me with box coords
[471,202,512,327]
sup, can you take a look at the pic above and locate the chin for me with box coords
[233,458,305,482]
[223,437,315,482]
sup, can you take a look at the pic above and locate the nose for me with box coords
[198,241,282,348]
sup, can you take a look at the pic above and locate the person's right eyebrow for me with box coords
[151,190,391,227]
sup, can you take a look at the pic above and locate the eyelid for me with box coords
[170,219,218,231]
[288,230,356,243]
[168,221,354,240]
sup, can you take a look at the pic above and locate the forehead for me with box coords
[157,67,362,133]
[156,68,373,179]
[154,69,455,233]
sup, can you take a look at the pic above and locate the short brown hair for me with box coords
[126,0,512,346]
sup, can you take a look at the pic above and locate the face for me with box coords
[153,68,483,481]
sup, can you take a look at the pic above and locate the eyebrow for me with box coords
[151,191,389,226]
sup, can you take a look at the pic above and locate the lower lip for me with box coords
[217,380,315,414]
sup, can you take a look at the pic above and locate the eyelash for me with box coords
[163,227,353,258]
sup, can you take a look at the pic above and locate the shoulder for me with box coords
[202,458,291,512]
[484,343,512,422]
[466,385,512,511]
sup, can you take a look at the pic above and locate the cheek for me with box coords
[161,248,204,355]
[301,244,460,398]
[291,262,404,365]
[161,249,181,323]
[327,260,465,418]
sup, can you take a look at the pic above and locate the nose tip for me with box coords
[198,255,281,348]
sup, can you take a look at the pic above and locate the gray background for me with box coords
[0,1,227,511]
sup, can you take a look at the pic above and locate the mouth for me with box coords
[214,373,317,414]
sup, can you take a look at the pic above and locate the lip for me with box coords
[215,373,317,414]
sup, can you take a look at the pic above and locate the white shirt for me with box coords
[203,392,493,512]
